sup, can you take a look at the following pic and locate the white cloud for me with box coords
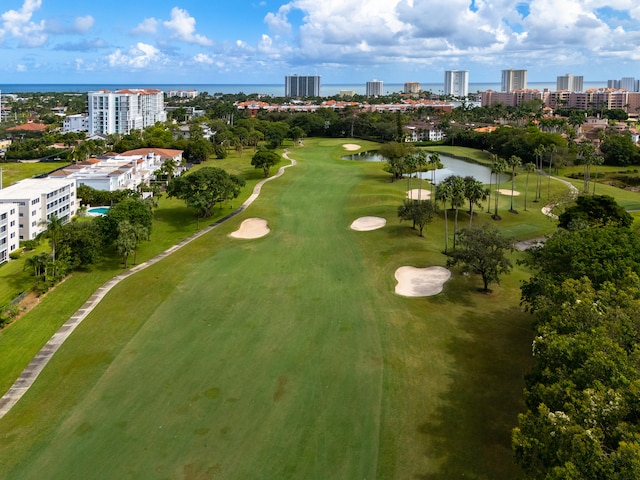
[107,42,163,69]
[193,53,214,64]
[0,0,46,47]
[163,7,213,46]
[132,17,158,35]
[72,15,94,33]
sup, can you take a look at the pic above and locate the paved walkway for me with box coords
[0,154,297,419]
[514,173,579,251]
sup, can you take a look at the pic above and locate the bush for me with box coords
[9,251,21,260]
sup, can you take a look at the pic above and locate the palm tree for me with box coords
[405,153,418,194]
[435,181,452,253]
[486,154,496,213]
[427,151,442,199]
[491,157,507,220]
[533,145,546,202]
[577,142,596,193]
[506,155,522,213]
[523,162,536,211]
[415,151,428,199]
[592,155,604,195]
[463,176,489,225]
[442,175,465,249]
[546,145,557,199]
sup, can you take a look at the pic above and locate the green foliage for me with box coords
[251,149,280,177]
[515,226,640,478]
[446,224,514,292]
[600,133,640,166]
[8,251,21,261]
[520,227,640,306]
[57,220,103,269]
[397,199,437,236]
[558,195,633,229]
[167,166,245,217]
[185,138,214,163]
[96,198,153,245]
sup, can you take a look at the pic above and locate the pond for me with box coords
[342,151,509,185]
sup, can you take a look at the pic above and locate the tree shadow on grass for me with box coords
[414,307,533,479]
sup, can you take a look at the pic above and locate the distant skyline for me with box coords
[1,1,639,85]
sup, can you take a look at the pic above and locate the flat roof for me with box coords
[0,178,74,201]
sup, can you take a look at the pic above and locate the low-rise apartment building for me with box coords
[0,203,20,263]
[49,148,183,192]
[0,178,77,241]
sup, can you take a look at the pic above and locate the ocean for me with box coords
[0,82,608,96]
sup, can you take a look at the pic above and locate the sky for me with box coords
[1,0,640,85]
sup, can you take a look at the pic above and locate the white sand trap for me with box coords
[350,216,386,231]
[342,144,361,151]
[406,189,432,200]
[395,266,451,297]
[497,189,521,196]
[230,218,270,239]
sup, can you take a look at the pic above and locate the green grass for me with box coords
[0,139,635,479]
[1,161,70,188]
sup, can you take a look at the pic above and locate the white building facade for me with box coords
[0,178,77,242]
[0,203,20,263]
[556,74,584,92]
[366,80,384,97]
[285,75,321,97]
[63,113,89,133]
[501,69,528,92]
[88,89,167,136]
[444,70,469,97]
[49,148,183,192]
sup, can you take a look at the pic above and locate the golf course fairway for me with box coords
[0,139,532,479]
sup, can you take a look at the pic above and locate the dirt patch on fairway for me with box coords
[395,266,451,297]
[342,143,361,151]
[229,218,270,239]
[497,189,521,196]
[273,375,288,402]
[350,216,386,231]
[406,189,432,200]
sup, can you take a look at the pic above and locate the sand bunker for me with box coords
[342,144,361,151]
[350,216,386,231]
[497,189,521,196]
[230,218,270,239]
[395,266,451,297]
[406,189,432,200]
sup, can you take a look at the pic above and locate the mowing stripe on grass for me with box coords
[0,155,297,419]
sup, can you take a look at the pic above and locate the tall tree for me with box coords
[427,151,442,199]
[435,181,453,253]
[491,157,507,219]
[506,155,522,213]
[522,162,536,211]
[443,175,466,248]
[446,224,514,292]
[463,176,489,225]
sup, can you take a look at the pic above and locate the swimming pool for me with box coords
[87,206,110,216]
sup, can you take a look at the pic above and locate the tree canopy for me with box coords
[167,166,245,217]
[558,194,633,230]
[446,224,514,292]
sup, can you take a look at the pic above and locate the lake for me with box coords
[342,151,509,185]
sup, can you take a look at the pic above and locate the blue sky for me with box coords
[1,0,640,85]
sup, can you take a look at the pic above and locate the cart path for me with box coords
[515,173,579,251]
[0,154,297,419]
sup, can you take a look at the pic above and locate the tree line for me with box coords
[513,196,640,478]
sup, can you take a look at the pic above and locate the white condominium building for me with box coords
[556,73,584,92]
[366,80,384,97]
[88,88,167,135]
[0,203,19,263]
[285,75,321,97]
[501,69,528,92]
[444,70,469,97]
[0,178,77,241]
